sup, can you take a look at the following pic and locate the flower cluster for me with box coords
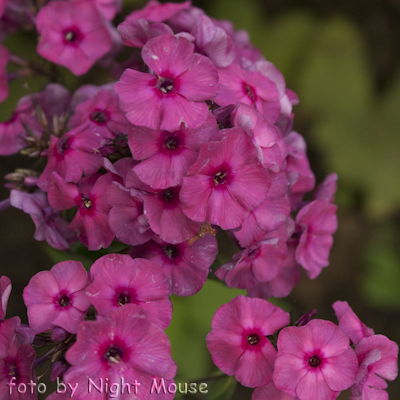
[207,296,399,400]
[0,0,397,399]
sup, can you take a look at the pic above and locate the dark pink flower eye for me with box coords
[90,110,109,124]
[157,78,174,94]
[164,136,178,150]
[213,170,228,185]
[63,28,83,45]
[163,189,175,202]
[58,294,70,308]
[308,355,321,367]
[164,245,178,259]
[247,334,260,346]
[117,292,131,306]
[105,345,123,364]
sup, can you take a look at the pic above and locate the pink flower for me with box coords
[86,254,172,329]
[0,340,36,400]
[206,295,290,387]
[63,305,173,400]
[0,44,9,103]
[0,276,11,320]
[48,173,114,250]
[76,0,122,21]
[295,199,338,279]
[37,122,104,192]
[332,301,374,346]
[36,0,112,75]
[351,335,398,400]
[128,114,218,189]
[129,234,217,297]
[10,189,76,250]
[273,319,358,400]
[114,33,218,131]
[180,128,270,230]
[23,260,91,334]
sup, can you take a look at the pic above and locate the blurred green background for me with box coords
[1,0,400,398]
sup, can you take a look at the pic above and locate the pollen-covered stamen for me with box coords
[83,198,92,209]
[308,355,321,367]
[247,334,260,345]
[165,137,177,150]
[244,84,256,103]
[58,295,70,308]
[117,293,130,306]
[105,345,122,364]
[90,110,108,124]
[164,245,178,259]
[158,78,174,94]
[163,189,175,202]
[214,171,227,185]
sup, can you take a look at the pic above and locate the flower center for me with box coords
[163,189,175,202]
[244,84,256,102]
[158,78,174,94]
[57,136,70,154]
[105,345,123,364]
[63,28,82,45]
[117,293,130,306]
[90,110,108,124]
[164,245,178,259]
[165,137,177,150]
[82,198,92,209]
[308,355,321,368]
[214,171,227,185]
[247,334,260,345]
[58,294,70,308]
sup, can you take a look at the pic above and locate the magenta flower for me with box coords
[80,0,122,21]
[215,63,281,124]
[23,260,91,334]
[351,335,398,400]
[36,0,112,75]
[0,276,11,320]
[0,44,9,103]
[332,301,374,346]
[128,113,218,189]
[70,89,130,139]
[86,254,172,329]
[295,199,338,279]
[48,172,115,250]
[207,295,290,388]
[180,128,270,230]
[114,33,218,131]
[10,189,76,250]
[0,340,36,400]
[273,319,358,400]
[129,234,217,296]
[252,381,298,400]
[37,122,104,192]
[63,304,173,400]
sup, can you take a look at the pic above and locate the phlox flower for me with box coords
[351,335,398,400]
[295,199,338,279]
[23,260,90,334]
[332,301,374,346]
[0,276,11,320]
[0,340,36,400]
[128,113,218,189]
[48,172,115,250]
[129,234,217,296]
[10,189,76,250]
[86,254,172,329]
[180,127,270,230]
[114,33,218,131]
[36,0,112,75]
[206,295,290,388]
[273,319,358,400]
[63,304,173,400]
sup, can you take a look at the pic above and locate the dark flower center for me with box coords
[163,189,175,202]
[159,78,174,94]
[58,295,70,308]
[247,334,260,345]
[164,245,178,259]
[244,84,256,102]
[82,198,92,209]
[165,137,178,150]
[105,345,123,364]
[214,171,227,185]
[90,110,108,124]
[308,355,321,367]
[117,293,130,306]
[57,136,70,154]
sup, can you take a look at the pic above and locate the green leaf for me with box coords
[204,375,236,400]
